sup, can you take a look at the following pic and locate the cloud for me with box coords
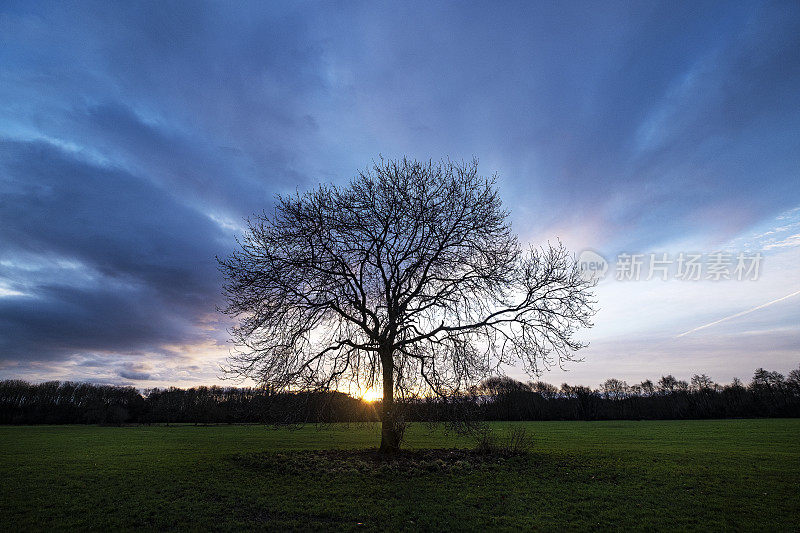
[0,138,227,360]
[119,362,153,381]
[677,288,800,338]
[763,234,800,250]
[544,325,800,387]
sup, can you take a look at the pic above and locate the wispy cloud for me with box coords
[763,233,800,250]
[677,288,800,338]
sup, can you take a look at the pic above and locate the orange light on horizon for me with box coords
[359,388,382,402]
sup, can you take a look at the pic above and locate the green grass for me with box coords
[1,420,798,531]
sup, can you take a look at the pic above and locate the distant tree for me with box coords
[751,368,785,390]
[560,383,597,419]
[530,381,559,399]
[218,157,595,451]
[657,375,679,394]
[638,379,655,396]
[787,365,800,393]
[656,375,689,395]
[600,378,629,400]
[479,376,530,396]
[690,374,715,392]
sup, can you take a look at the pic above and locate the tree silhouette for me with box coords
[218,157,595,451]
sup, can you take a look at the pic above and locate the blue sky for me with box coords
[1,1,798,388]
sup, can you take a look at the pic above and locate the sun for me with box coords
[359,388,382,402]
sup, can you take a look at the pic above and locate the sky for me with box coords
[1,1,798,390]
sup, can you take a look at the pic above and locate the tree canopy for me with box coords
[219,157,595,450]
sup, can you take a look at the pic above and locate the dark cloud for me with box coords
[118,363,152,381]
[0,139,225,359]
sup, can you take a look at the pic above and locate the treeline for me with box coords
[451,368,800,421]
[1,366,798,425]
[0,381,374,425]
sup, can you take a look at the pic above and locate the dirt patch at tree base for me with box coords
[232,448,530,477]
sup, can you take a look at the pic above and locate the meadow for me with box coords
[1,419,798,531]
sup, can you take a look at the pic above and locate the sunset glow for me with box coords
[359,389,382,403]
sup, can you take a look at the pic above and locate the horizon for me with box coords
[2,367,788,399]
[1,1,799,390]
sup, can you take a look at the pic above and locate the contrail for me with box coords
[677,288,800,338]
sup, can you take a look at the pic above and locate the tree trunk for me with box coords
[379,348,400,453]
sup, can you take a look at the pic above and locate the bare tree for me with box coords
[657,375,688,394]
[601,378,630,400]
[218,157,595,451]
[690,374,716,392]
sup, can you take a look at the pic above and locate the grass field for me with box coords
[1,419,799,531]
